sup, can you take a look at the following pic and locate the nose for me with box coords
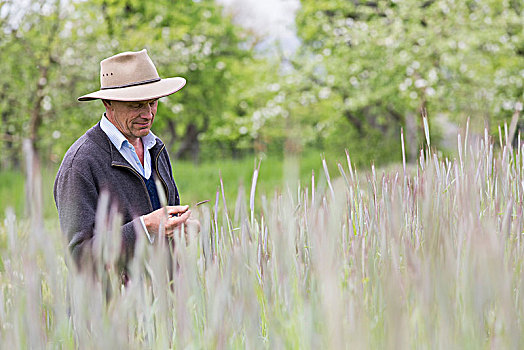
[140,104,154,119]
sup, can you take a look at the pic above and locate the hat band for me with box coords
[101,77,161,90]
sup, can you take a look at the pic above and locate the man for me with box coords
[54,49,193,275]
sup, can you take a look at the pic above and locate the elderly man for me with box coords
[54,50,193,275]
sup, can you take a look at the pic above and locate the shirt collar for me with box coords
[100,113,157,151]
[142,128,157,150]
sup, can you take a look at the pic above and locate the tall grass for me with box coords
[0,122,523,348]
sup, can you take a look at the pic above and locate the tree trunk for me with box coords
[23,138,43,226]
[29,66,48,147]
[23,63,49,223]
[405,112,419,162]
[166,119,177,151]
[343,109,363,134]
[175,123,200,162]
[1,102,19,170]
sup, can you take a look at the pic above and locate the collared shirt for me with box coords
[100,114,157,179]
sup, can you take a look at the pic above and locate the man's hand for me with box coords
[142,205,191,237]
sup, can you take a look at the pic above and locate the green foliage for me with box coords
[295,0,524,158]
[73,0,260,160]
[0,168,58,219]
[0,0,522,171]
[0,0,63,167]
[0,0,267,167]
[0,171,26,215]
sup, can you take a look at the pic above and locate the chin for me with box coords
[136,128,151,137]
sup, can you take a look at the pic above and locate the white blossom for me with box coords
[415,79,427,88]
[318,87,331,99]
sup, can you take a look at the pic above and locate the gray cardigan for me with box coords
[54,122,180,269]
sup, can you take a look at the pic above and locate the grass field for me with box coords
[0,126,523,348]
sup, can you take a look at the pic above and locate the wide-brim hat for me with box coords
[78,49,186,101]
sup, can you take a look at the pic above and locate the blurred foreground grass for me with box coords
[0,131,523,348]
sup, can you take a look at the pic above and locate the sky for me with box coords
[216,0,301,54]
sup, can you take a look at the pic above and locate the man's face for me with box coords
[104,99,158,141]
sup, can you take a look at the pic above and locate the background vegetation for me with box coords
[0,0,523,346]
[0,0,522,173]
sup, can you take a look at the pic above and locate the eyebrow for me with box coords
[132,99,157,106]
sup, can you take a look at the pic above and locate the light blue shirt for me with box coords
[100,114,157,179]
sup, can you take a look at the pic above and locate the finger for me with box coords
[166,205,189,216]
[166,210,191,228]
[166,205,189,213]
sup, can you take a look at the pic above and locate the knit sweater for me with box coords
[54,122,180,269]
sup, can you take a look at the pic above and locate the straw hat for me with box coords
[78,49,186,102]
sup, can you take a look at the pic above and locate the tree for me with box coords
[0,0,66,168]
[82,0,252,161]
[0,0,265,168]
[295,0,524,160]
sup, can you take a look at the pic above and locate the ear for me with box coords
[102,100,115,120]
[102,99,112,109]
